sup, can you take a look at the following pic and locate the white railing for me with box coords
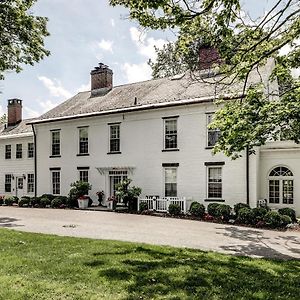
[138,197,188,213]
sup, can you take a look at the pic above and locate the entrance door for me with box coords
[16,177,24,198]
[109,170,128,202]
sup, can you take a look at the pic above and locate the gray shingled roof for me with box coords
[0,119,35,137]
[33,59,276,122]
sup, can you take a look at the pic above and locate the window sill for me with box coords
[162,149,180,152]
[49,155,61,158]
[204,198,225,202]
[77,153,89,157]
[205,146,214,149]
[107,151,121,155]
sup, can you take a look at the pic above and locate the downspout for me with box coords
[246,146,250,205]
[31,124,37,198]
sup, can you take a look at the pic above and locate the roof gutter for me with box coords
[27,94,241,125]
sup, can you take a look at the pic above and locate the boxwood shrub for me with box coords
[40,197,51,208]
[139,202,148,212]
[168,204,181,216]
[4,196,14,206]
[280,215,292,227]
[252,207,268,223]
[234,203,250,215]
[18,196,31,207]
[207,203,220,217]
[264,211,282,228]
[278,208,297,223]
[237,208,255,225]
[51,197,63,208]
[216,204,231,221]
[189,202,205,218]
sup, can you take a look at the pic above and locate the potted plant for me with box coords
[107,196,118,210]
[96,190,105,206]
[68,181,92,209]
[115,179,142,211]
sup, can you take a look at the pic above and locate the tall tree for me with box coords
[0,0,50,80]
[110,0,300,158]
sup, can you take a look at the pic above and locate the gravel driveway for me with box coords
[0,207,299,260]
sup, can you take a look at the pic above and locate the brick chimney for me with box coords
[199,46,221,71]
[90,63,113,96]
[7,99,22,127]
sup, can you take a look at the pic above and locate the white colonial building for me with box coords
[0,57,299,216]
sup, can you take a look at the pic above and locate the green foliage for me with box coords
[40,197,51,208]
[216,204,231,221]
[234,203,250,215]
[278,208,297,223]
[189,202,205,218]
[237,208,255,225]
[264,211,282,228]
[40,194,55,201]
[30,197,41,207]
[0,0,50,80]
[110,0,300,157]
[168,203,181,215]
[207,203,220,217]
[51,197,63,208]
[68,181,92,208]
[4,196,14,206]
[116,178,142,211]
[252,207,268,223]
[280,215,292,227]
[0,228,299,299]
[18,197,30,207]
[0,114,7,124]
[139,202,148,212]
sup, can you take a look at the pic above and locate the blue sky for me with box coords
[0,0,276,119]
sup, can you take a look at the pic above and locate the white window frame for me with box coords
[163,118,178,150]
[27,173,34,193]
[206,113,220,148]
[5,174,12,193]
[164,167,178,197]
[16,143,22,159]
[78,127,89,154]
[51,130,61,156]
[268,166,294,205]
[79,169,89,183]
[28,143,34,158]
[5,145,11,159]
[109,124,121,153]
[207,166,222,199]
[51,170,61,195]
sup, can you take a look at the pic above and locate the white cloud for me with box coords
[122,62,152,83]
[98,39,114,53]
[76,82,90,93]
[129,27,166,60]
[38,76,72,99]
[110,18,115,27]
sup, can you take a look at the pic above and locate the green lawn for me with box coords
[0,229,299,300]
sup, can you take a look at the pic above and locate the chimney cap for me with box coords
[90,63,113,75]
[8,98,23,105]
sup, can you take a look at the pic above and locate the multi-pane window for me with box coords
[51,171,60,195]
[79,127,89,154]
[109,170,128,198]
[27,174,34,193]
[28,143,34,158]
[164,168,177,197]
[269,166,293,204]
[79,170,89,182]
[207,167,222,198]
[207,113,221,147]
[5,145,11,159]
[164,119,177,149]
[16,144,22,159]
[109,124,120,153]
[5,174,12,193]
[51,130,60,156]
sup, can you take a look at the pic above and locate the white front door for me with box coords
[16,177,24,198]
[108,170,128,201]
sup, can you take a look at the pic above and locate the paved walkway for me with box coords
[0,207,299,260]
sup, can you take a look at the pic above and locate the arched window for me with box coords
[269,166,293,204]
